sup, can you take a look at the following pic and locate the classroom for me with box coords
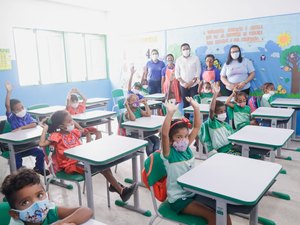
[0,0,300,225]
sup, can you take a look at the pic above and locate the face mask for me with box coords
[15,109,26,118]
[269,91,275,95]
[132,101,140,108]
[203,89,211,93]
[182,50,190,57]
[217,113,227,122]
[151,54,159,61]
[131,89,140,95]
[231,52,240,60]
[173,138,189,152]
[238,102,246,108]
[66,124,75,132]
[13,197,50,223]
[71,102,79,109]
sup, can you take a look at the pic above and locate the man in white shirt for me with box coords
[175,43,201,118]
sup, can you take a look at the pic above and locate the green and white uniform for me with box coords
[193,93,213,104]
[161,146,195,204]
[121,107,142,123]
[233,104,251,130]
[260,93,274,107]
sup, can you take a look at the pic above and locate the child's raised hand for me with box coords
[185,97,199,109]
[164,100,178,115]
[130,66,136,75]
[5,81,12,92]
[212,82,220,93]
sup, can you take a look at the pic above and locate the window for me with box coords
[13,28,108,86]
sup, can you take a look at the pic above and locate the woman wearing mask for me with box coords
[142,49,165,94]
[220,45,255,95]
[161,54,181,103]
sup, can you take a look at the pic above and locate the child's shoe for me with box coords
[120,182,138,202]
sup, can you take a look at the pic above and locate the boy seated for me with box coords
[194,80,213,104]
[66,88,101,142]
[1,168,93,225]
[5,81,48,175]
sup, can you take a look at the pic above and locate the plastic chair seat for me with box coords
[158,201,207,225]
[55,171,85,182]
[0,202,11,225]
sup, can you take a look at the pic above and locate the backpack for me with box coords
[141,150,167,202]
[248,96,258,113]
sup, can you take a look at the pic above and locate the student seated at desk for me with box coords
[1,168,93,225]
[194,80,213,104]
[4,82,48,176]
[225,88,257,130]
[127,66,148,100]
[123,94,160,156]
[261,82,276,107]
[66,88,101,142]
[161,97,232,225]
[39,110,137,203]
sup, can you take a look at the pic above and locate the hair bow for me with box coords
[181,117,192,129]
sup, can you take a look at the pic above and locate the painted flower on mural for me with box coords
[277,33,292,48]
[276,84,287,94]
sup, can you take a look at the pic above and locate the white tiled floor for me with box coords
[1,119,300,225]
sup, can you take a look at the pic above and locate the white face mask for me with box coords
[269,91,275,95]
[217,113,227,122]
[151,54,159,61]
[71,102,79,109]
[203,89,211,93]
[182,50,190,57]
[15,109,26,118]
[173,138,189,152]
[131,89,140,95]
[66,124,75,132]
[231,52,240,60]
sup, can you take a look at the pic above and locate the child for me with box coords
[161,54,181,103]
[194,80,213,104]
[1,168,93,225]
[39,110,137,203]
[123,94,160,156]
[225,89,257,130]
[260,82,275,107]
[161,97,232,225]
[4,82,48,176]
[66,88,101,142]
[127,66,148,99]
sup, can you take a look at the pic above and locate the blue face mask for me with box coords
[13,197,50,223]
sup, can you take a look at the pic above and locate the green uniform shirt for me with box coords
[193,93,213,104]
[233,104,251,130]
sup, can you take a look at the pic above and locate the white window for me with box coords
[13,28,108,86]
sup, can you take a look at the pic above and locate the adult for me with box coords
[161,54,181,103]
[142,49,165,94]
[200,54,220,84]
[220,45,255,95]
[175,43,201,118]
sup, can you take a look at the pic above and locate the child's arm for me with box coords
[14,122,36,131]
[124,100,136,121]
[73,88,87,104]
[127,66,136,92]
[225,90,236,109]
[140,98,151,117]
[66,89,73,108]
[5,81,12,113]
[161,102,178,157]
[185,97,201,145]
[197,80,203,94]
[53,206,93,225]
[209,82,220,120]
[39,121,51,147]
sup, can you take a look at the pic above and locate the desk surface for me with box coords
[183,104,210,113]
[271,98,300,107]
[0,126,42,144]
[86,97,110,105]
[0,115,6,122]
[141,100,162,107]
[81,219,107,225]
[27,105,66,115]
[144,93,165,100]
[121,115,165,130]
[251,107,294,119]
[72,110,116,121]
[228,125,294,148]
[65,135,147,165]
[177,153,281,205]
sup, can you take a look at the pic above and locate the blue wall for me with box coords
[0,61,112,115]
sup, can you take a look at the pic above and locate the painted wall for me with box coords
[0,0,111,114]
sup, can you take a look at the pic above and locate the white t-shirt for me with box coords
[175,55,201,87]
[220,58,255,90]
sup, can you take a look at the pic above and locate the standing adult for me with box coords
[175,43,201,118]
[220,45,255,95]
[200,54,221,84]
[142,49,165,94]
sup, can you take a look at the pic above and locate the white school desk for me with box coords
[0,115,6,122]
[64,135,148,216]
[86,97,110,110]
[27,105,66,120]
[271,98,300,141]
[72,110,116,135]
[228,125,294,162]
[81,219,107,225]
[251,107,294,128]
[177,153,282,225]
[0,126,42,172]
[144,93,166,101]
